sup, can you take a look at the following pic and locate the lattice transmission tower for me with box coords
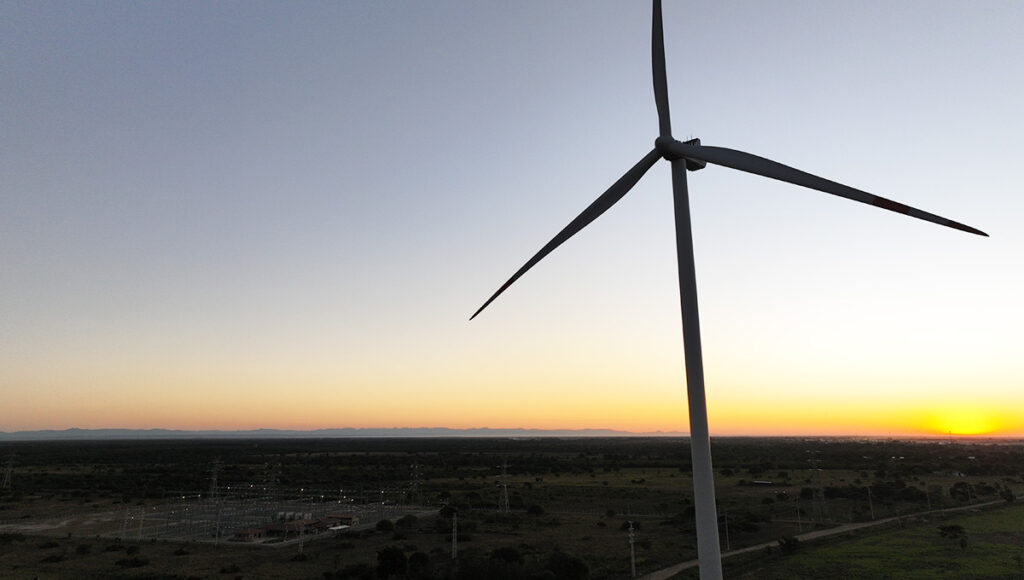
[497,460,510,512]
[409,462,422,505]
[1,453,13,491]
[209,458,221,500]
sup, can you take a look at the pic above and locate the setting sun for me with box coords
[921,405,1008,436]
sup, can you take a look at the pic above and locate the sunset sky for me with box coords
[3,1,1022,437]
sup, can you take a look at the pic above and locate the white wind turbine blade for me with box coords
[470,149,662,320]
[652,0,672,138]
[662,139,988,236]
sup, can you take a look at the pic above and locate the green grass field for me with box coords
[729,503,1024,580]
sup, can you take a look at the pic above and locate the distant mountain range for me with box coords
[0,427,685,441]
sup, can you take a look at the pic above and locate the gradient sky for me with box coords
[3,1,1022,436]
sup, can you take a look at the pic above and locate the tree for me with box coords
[396,514,418,529]
[377,546,407,579]
[546,551,588,580]
[938,524,969,552]
[778,536,800,555]
[950,482,972,502]
[407,552,430,579]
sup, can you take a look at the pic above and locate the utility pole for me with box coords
[498,460,510,513]
[867,487,875,520]
[722,507,730,552]
[451,511,458,560]
[214,502,222,545]
[628,521,637,578]
[810,451,829,522]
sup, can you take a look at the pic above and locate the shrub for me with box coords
[116,557,149,567]
[0,533,26,545]
[939,525,966,540]
[491,546,523,564]
[336,563,374,579]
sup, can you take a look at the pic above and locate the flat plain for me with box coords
[0,437,1021,579]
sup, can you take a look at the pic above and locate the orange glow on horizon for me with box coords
[918,405,1017,437]
[4,369,1021,437]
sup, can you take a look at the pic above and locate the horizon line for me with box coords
[2,426,1020,442]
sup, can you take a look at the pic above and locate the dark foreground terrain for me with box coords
[1,436,1021,579]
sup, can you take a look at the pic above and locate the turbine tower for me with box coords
[470,2,985,578]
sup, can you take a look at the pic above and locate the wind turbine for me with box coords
[470,2,986,578]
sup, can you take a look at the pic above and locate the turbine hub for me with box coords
[655,136,706,171]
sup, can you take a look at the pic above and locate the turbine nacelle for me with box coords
[656,136,707,171]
